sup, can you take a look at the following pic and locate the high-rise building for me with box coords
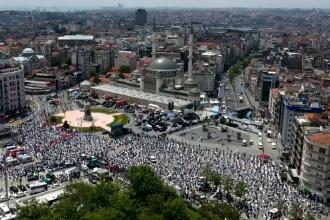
[135,9,147,26]
[260,70,279,105]
[290,113,329,175]
[300,131,330,204]
[0,52,25,117]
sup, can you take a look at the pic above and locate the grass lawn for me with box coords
[107,114,129,127]
[70,126,105,133]
[90,108,115,114]
[48,116,64,124]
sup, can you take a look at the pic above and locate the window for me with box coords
[317,165,323,170]
[319,148,326,154]
[318,156,325,162]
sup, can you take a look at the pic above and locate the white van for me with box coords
[268,208,281,219]
[0,203,10,216]
[272,142,276,149]
[249,139,253,145]
[149,155,156,163]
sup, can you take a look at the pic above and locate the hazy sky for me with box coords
[1,0,330,10]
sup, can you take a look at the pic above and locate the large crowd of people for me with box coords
[2,123,329,219]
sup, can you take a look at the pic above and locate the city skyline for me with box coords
[1,0,330,11]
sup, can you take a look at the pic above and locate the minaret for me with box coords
[187,21,194,80]
[184,21,199,91]
[152,18,156,60]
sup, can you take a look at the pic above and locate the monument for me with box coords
[83,103,93,121]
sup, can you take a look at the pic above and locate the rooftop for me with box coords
[304,113,328,125]
[92,84,191,108]
[58,35,94,41]
[307,132,330,146]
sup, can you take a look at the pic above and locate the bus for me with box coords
[27,182,48,195]
[5,145,16,154]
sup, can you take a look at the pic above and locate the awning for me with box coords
[258,153,270,160]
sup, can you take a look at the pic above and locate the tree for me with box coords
[163,198,188,220]
[223,176,234,195]
[202,167,222,189]
[220,116,226,124]
[93,74,100,84]
[16,199,51,220]
[50,56,61,67]
[89,70,97,78]
[199,202,240,220]
[119,65,131,73]
[234,180,247,198]
[289,203,304,220]
[17,165,223,220]
[304,212,316,220]
[49,116,57,124]
[128,165,164,201]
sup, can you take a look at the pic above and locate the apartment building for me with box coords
[300,131,330,204]
[0,53,25,116]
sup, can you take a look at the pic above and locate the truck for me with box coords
[115,99,125,108]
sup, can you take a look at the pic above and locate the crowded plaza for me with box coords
[1,120,328,219]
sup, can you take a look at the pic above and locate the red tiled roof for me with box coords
[308,132,330,146]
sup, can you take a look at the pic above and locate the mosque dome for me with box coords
[147,57,178,71]
[21,48,35,57]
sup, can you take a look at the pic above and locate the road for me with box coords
[218,74,250,115]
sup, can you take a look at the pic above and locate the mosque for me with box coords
[13,48,46,76]
[92,21,201,110]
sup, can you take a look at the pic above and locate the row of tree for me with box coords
[228,57,252,83]
[17,165,241,220]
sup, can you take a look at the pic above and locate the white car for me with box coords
[242,139,247,146]
[258,142,263,149]
[13,191,25,198]
[267,138,272,143]
[272,142,276,149]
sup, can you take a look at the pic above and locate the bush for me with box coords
[119,65,130,74]
[107,114,129,127]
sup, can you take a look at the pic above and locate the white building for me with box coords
[0,53,25,116]
[13,48,46,76]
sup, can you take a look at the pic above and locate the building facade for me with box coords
[0,54,25,116]
[300,132,330,204]
[279,99,323,149]
[114,51,136,71]
[135,9,147,26]
[260,70,279,105]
